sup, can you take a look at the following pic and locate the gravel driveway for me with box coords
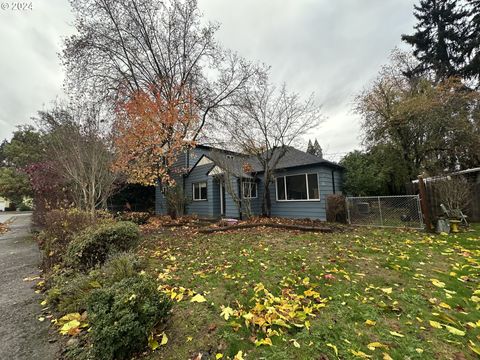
[0,215,59,359]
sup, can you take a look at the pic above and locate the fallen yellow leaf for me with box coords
[190,294,207,303]
[367,342,388,351]
[389,331,404,338]
[429,320,443,329]
[160,332,168,346]
[255,337,273,347]
[430,279,445,288]
[233,350,244,360]
[444,325,465,336]
[220,306,234,320]
[326,343,338,356]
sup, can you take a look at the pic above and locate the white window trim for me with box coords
[275,173,320,202]
[242,180,258,199]
[192,182,208,201]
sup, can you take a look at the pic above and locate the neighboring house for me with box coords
[0,197,9,212]
[156,145,344,221]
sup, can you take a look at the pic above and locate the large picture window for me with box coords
[242,180,257,199]
[193,182,207,201]
[276,173,319,201]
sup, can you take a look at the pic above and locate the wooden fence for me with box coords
[407,177,480,222]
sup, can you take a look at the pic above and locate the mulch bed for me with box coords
[142,215,345,234]
[198,222,334,234]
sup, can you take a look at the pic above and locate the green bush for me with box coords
[46,253,146,313]
[87,275,171,360]
[65,221,140,271]
[99,252,146,283]
[17,202,32,211]
[46,271,98,314]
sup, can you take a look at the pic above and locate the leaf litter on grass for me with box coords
[142,224,480,359]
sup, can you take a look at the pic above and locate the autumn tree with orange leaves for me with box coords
[113,85,199,186]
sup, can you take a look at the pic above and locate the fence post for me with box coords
[418,176,433,232]
[416,195,424,229]
[378,196,383,226]
[346,197,351,225]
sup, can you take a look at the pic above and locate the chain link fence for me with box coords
[346,195,424,229]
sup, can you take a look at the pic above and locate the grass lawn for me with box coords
[140,224,480,359]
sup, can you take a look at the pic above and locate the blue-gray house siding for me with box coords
[266,165,343,220]
[184,163,214,217]
[155,146,212,215]
[155,146,343,221]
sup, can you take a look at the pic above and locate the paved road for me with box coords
[0,212,32,224]
[0,215,59,359]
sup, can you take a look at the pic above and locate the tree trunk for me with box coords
[261,180,272,217]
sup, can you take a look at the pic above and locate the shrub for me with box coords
[116,211,151,225]
[38,209,102,269]
[17,202,32,211]
[99,252,146,283]
[46,253,146,313]
[46,271,97,314]
[87,275,171,360]
[326,194,347,223]
[164,185,189,219]
[65,221,140,271]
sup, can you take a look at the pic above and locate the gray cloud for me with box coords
[0,0,73,140]
[0,0,416,161]
[199,0,417,159]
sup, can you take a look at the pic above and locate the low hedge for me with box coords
[65,221,140,271]
[87,275,172,360]
[46,253,145,313]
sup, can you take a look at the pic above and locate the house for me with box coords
[0,197,9,212]
[155,145,344,220]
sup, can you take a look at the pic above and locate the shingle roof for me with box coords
[254,146,343,172]
[196,145,343,176]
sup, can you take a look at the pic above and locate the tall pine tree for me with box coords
[313,139,323,158]
[465,0,480,85]
[402,0,468,81]
[306,140,314,154]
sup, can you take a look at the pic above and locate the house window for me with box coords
[193,182,207,201]
[276,173,320,201]
[242,180,257,199]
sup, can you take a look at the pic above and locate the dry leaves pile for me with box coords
[220,279,328,347]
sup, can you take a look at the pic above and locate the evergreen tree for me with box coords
[313,139,323,158]
[402,0,468,81]
[306,140,314,154]
[465,0,480,84]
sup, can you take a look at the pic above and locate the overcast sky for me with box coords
[0,0,416,161]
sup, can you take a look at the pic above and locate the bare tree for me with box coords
[37,103,119,215]
[435,176,473,211]
[63,0,258,141]
[209,150,254,218]
[219,77,322,217]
